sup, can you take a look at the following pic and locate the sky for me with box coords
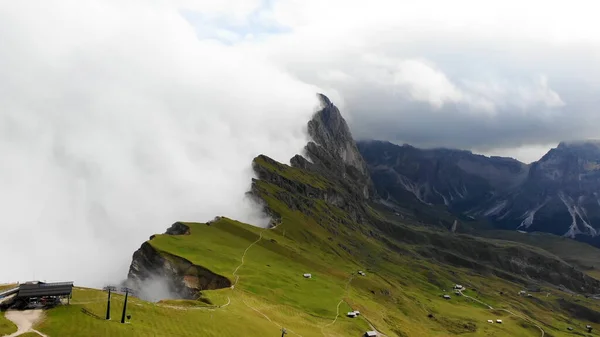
[0,0,599,286]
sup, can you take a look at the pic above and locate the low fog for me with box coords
[0,1,319,287]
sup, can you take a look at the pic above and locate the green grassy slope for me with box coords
[0,312,17,336]
[31,156,600,336]
[0,284,18,335]
[476,230,600,275]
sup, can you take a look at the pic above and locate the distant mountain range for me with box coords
[358,139,600,246]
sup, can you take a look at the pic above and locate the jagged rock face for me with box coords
[359,140,600,246]
[253,155,369,224]
[477,142,600,242]
[127,222,231,300]
[357,140,528,212]
[299,94,376,200]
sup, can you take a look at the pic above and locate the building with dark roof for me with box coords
[16,281,74,299]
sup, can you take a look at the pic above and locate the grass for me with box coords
[0,311,17,336]
[476,230,600,276]
[0,284,16,292]
[28,155,600,336]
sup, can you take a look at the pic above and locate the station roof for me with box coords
[16,281,74,298]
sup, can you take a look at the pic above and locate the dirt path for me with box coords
[458,290,493,310]
[320,275,354,336]
[242,298,304,337]
[498,308,544,337]
[361,316,388,337]
[162,223,278,311]
[156,296,231,311]
[3,310,47,337]
[232,231,264,288]
[458,290,544,337]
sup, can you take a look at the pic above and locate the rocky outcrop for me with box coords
[127,223,231,300]
[474,141,600,243]
[295,94,376,200]
[252,155,369,224]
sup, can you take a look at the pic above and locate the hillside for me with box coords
[475,230,600,279]
[15,95,600,336]
[119,152,600,337]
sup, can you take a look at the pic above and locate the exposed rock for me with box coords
[253,154,370,224]
[296,94,376,201]
[164,222,190,235]
[127,239,231,300]
[358,139,600,246]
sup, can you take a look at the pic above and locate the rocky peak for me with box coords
[296,93,375,199]
[532,140,600,183]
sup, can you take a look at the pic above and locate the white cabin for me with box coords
[303,273,312,278]
[443,295,451,300]
[487,320,493,323]
[347,312,357,318]
[353,310,360,316]
[365,331,377,337]
[496,319,503,324]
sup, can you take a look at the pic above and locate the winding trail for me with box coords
[155,222,281,311]
[320,275,354,335]
[361,315,389,337]
[458,290,493,310]
[242,298,303,337]
[156,296,231,311]
[232,221,307,337]
[458,290,545,337]
[232,231,264,288]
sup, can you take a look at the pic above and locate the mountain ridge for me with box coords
[109,94,600,337]
[358,139,600,245]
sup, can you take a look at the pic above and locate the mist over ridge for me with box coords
[0,1,320,287]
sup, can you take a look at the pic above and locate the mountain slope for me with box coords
[121,152,600,336]
[121,96,600,336]
[475,142,600,242]
[20,95,600,336]
[358,139,600,246]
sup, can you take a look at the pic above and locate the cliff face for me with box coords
[359,139,600,246]
[252,154,368,225]
[473,142,600,243]
[294,94,376,201]
[127,222,231,300]
[357,140,528,211]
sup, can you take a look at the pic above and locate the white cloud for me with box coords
[2,0,600,287]
[0,0,319,286]
[248,0,600,153]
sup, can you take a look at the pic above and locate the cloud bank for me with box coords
[244,0,600,163]
[2,0,599,287]
[0,0,319,286]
